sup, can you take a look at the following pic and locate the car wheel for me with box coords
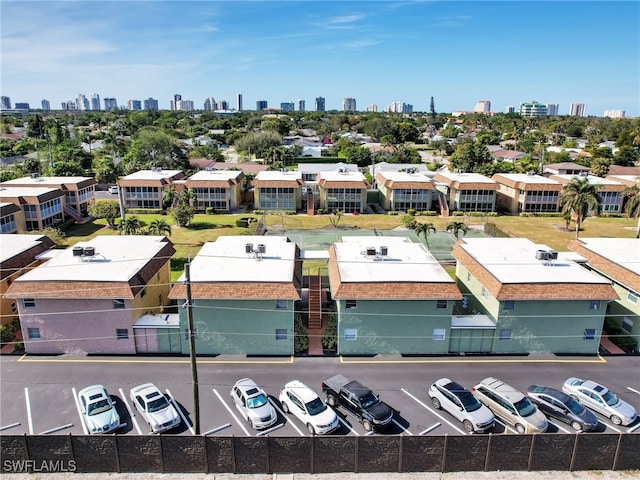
[431,397,441,410]
[570,421,583,431]
[307,423,316,435]
[611,415,622,425]
[281,401,289,414]
[515,423,526,434]
[362,419,372,432]
[569,394,579,401]
[463,420,475,433]
[327,395,337,407]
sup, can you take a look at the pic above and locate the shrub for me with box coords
[252,210,264,215]
[13,342,24,353]
[599,213,624,218]
[294,313,308,354]
[519,212,562,217]
[127,208,163,215]
[452,211,465,216]
[387,211,400,216]
[402,214,417,229]
[0,324,15,344]
[407,209,416,217]
[205,207,216,214]
[486,212,498,217]
[422,210,438,216]
[236,219,250,228]
[604,318,638,351]
[322,314,337,352]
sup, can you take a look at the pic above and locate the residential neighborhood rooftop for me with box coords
[317,170,367,182]
[571,238,640,276]
[434,171,497,184]
[375,170,434,184]
[492,173,561,185]
[254,170,302,181]
[0,175,95,186]
[550,174,625,187]
[0,186,64,198]
[297,162,356,173]
[0,234,52,264]
[187,169,243,182]
[120,169,184,180]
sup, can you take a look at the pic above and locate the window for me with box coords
[11,303,17,313]
[589,300,601,310]
[481,287,488,298]
[504,300,515,311]
[345,300,357,309]
[467,272,471,281]
[344,329,357,341]
[27,328,40,339]
[22,298,35,308]
[433,329,446,341]
[116,329,129,340]
[6,277,11,286]
[436,300,448,309]
[584,329,597,340]
[499,329,512,340]
[113,299,125,309]
[275,329,288,340]
[627,292,638,305]
[622,317,633,334]
[140,288,146,299]
[275,299,287,310]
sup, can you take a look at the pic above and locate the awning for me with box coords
[451,315,496,330]
[133,313,180,329]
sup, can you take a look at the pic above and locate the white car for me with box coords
[231,378,277,430]
[130,383,181,433]
[279,380,339,435]
[428,378,495,433]
[562,377,638,426]
[108,185,119,194]
[77,385,120,434]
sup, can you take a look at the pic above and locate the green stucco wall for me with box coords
[607,282,640,349]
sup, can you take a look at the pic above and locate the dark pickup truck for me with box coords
[321,374,394,432]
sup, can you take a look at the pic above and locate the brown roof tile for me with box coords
[169,282,300,300]
[570,240,640,293]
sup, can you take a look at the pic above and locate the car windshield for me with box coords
[565,396,585,415]
[87,399,111,416]
[305,397,328,416]
[459,392,482,412]
[360,392,379,409]
[147,396,169,413]
[514,397,536,417]
[602,390,619,406]
[247,393,267,409]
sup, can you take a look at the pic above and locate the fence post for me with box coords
[484,433,492,471]
[398,434,403,472]
[310,436,314,474]
[612,433,623,470]
[569,432,579,471]
[527,434,536,470]
[354,435,359,472]
[441,434,448,472]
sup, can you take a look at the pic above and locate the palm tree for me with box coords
[148,219,172,237]
[621,183,640,238]
[558,176,602,238]
[446,221,468,239]
[162,189,177,209]
[414,222,436,248]
[118,216,142,235]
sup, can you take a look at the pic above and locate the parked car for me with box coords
[231,378,277,430]
[279,380,339,435]
[129,383,180,433]
[472,377,548,434]
[562,377,638,426]
[77,384,120,434]
[525,385,598,431]
[428,378,495,433]
[108,185,118,194]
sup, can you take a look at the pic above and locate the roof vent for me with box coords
[245,243,254,254]
[83,246,95,257]
[366,246,376,256]
[245,242,266,260]
[578,171,589,177]
[30,172,40,179]
[152,166,162,173]
[379,246,388,256]
[338,167,347,173]
[72,246,84,257]
[535,249,549,261]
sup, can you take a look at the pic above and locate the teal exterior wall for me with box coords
[336,299,452,355]
[606,282,639,350]
[178,299,294,355]
[158,328,182,353]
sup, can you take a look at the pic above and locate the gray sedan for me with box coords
[525,385,598,431]
[562,377,638,426]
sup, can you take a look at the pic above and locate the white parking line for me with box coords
[604,422,622,433]
[71,387,88,435]
[256,423,285,436]
[212,388,251,437]
[392,418,412,435]
[337,416,359,435]
[420,423,441,435]
[119,388,142,434]
[24,388,33,435]
[401,388,466,435]
[39,423,73,435]
[165,389,195,435]
[492,418,517,434]
[269,398,304,436]
[627,387,640,396]
[203,423,232,436]
[548,420,570,433]
[627,423,640,433]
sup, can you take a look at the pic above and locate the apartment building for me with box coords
[118,169,186,210]
[0,203,25,234]
[375,170,434,212]
[492,173,562,213]
[185,169,244,213]
[0,187,65,231]
[433,172,498,213]
[252,170,303,211]
[317,169,368,213]
[550,174,625,213]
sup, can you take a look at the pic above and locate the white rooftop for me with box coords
[437,172,496,184]
[334,236,453,283]
[552,174,624,186]
[133,313,179,329]
[576,238,640,276]
[188,170,243,181]
[0,234,50,264]
[182,235,296,283]
[297,163,356,173]
[15,235,170,283]
[607,175,639,184]
[1,176,94,186]
[121,169,183,180]
[318,170,367,182]
[255,170,302,181]
[373,162,430,173]
[458,238,609,285]
[0,186,63,198]
[494,174,561,185]
[376,171,433,184]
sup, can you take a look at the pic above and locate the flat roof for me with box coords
[188,170,242,181]
[493,174,561,185]
[435,172,496,184]
[180,235,297,283]
[0,186,62,198]
[376,171,433,183]
[334,236,453,283]
[254,170,302,181]
[374,162,429,173]
[551,174,624,186]
[456,238,609,285]
[451,315,496,329]
[133,313,179,329]
[574,238,640,276]
[121,169,183,180]
[318,170,367,182]
[0,234,50,264]
[15,235,170,282]
[297,163,356,173]
[1,176,94,186]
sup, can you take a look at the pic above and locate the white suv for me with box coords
[428,378,495,433]
[279,380,339,435]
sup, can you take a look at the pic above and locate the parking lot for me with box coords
[1,355,639,438]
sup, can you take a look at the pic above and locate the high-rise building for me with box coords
[256,100,268,111]
[547,103,559,116]
[76,94,89,111]
[171,94,182,110]
[504,105,515,114]
[103,98,118,110]
[128,100,142,110]
[569,103,586,116]
[143,98,158,110]
[14,103,30,111]
[384,101,413,113]
[474,100,491,113]
[603,109,625,119]
[90,93,101,110]
[204,97,215,111]
[215,100,228,110]
[366,104,378,112]
[297,99,305,112]
[315,97,325,112]
[237,93,243,111]
[1,96,11,109]
[280,102,294,111]
[519,101,548,117]
[41,99,50,111]
[343,97,356,111]
[62,100,77,111]
[180,100,195,111]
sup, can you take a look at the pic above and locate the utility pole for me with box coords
[184,262,200,434]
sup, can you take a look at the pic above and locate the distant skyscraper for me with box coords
[143,98,159,110]
[280,101,294,111]
[315,97,325,112]
[215,100,228,110]
[1,96,11,109]
[180,100,195,111]
[14,103,30,111]
[366,104,378,112]
[90,93,101,110]
[103,98,118,110]
[76,94,89,111]
[171,94,182,110]
[41,99,50,111]
[237,93,243,111]
[204,97,215,111]
[297,99,305,112]
[603,109,625,118]
[256,100,268,111]
[504,105,515,114]
[128,100,142,110]
[547,103,559,116]
[62,100,77,111]
[474,100,491,113]
[343,97,356,111]
[519,101,548,117]
[569,103,586,116]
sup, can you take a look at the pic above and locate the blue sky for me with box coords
[2,1,639,116]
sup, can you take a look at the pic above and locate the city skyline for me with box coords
[1,1,638,116]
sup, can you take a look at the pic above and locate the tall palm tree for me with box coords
[558,176,602,238]
[162,189,177,209]
[446,221,468,239]
[118,216,142,235]
[621,183,640,238]
[148,219,172,237]
[414,222,436,248]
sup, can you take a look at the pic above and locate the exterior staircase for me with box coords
[306,191,315,215]
[308,276,322,329]
[437,191,450,217]
[63,204,90,224]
